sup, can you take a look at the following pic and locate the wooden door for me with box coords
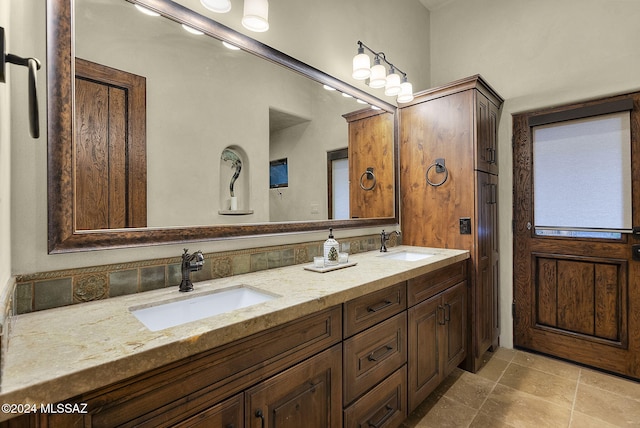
[245,344,342,428]
[513,93,640,379]
[345,109,395,219]
[74,58,147,230]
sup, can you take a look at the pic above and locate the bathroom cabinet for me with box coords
[1,258,469,428]
[20,307,342,428]
[399,74,502,372]
[342,282,408,428]
[407,278,467,411]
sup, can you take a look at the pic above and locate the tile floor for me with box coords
[402,348,640,427]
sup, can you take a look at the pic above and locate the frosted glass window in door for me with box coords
[533,111,631,237]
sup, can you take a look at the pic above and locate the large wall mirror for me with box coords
[47,0,399,253]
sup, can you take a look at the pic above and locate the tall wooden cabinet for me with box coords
[399,75,503,372]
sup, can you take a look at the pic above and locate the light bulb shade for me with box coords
[242,0,269,32]
[397,81,414,103]
[368,63,387,88]
[384,72,401,96]
[200,0,231,13]
[352,52,371,80]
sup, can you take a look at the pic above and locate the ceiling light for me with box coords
[323,84,336,91]
[222,41,241,50]
[242,0,269,32]
[200,0,232,13]
[182,24,204,35]
[135,4,160,16]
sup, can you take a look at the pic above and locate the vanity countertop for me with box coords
[0,246,468,416]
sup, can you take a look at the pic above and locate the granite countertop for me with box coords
[0,246,468,417]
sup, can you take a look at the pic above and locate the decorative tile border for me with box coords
[12,233,399,315]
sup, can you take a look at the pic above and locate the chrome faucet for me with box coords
[179,249,204,292]
[380,229,401,252]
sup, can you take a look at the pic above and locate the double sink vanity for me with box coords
[0,246,469,427]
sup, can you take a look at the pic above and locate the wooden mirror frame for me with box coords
[47,0,399,253]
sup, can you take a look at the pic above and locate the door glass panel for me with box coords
[533,111,631,238]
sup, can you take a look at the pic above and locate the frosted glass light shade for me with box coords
[397,81,414,103]
[368,63,386,88]
[384,71,401,96]
[200,0,231,13]
[352,53,371,80]
[242,0,269,32]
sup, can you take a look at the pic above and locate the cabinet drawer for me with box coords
[407,261,467,306]
[344,281,407,338]
[343,312,407,405]
[344,365,407,428]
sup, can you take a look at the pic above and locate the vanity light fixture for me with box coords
[242,0,269,32]
[199,0,269,32]
[200,0,232,13]
[351,41,413,103]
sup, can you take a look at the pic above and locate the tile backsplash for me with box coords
[13,233,399,315]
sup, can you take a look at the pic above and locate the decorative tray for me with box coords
[304,261,357,273]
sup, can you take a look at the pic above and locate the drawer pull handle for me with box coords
[438,305,446,325]
[255,409,265,428]
[444,302,451,322]
[367,300,393,313]
[368,404,394,428]
[368,345,394,362]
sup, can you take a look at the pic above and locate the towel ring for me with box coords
[426,161,448,187]
[360,167,376,191]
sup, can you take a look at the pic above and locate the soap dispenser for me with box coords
[323,228,340,266]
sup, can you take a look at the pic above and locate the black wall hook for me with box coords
[1,26,41,139]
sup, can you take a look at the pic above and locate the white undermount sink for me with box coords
[130,285,278,331]
[380,251,435,261]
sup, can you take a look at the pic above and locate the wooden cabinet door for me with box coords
[245,345,342,428]
[474,171,497,359]
[475,93,499,175]
[407,294,442,412]
[174,393,243,428]
[442,281,467,375]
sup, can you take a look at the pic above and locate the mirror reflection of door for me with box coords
[327,149,349,219]
[74,58,147,230]
[344,110,395,219]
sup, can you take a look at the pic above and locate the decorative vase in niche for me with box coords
[221,148,242,211]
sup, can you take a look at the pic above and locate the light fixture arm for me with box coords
[357,41,407,80]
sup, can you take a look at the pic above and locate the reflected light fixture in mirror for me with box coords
[201,0,231,13]
[200,0,269,32]
[351,41,413,103]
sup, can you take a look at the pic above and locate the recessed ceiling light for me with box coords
[182,24,204,35]
[135,4,160,16]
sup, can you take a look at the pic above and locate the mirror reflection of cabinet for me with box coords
[344,110,395,219]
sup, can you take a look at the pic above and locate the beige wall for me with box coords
[8,0,429,274]
[430,0,640,348]
[0,0,10,288]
